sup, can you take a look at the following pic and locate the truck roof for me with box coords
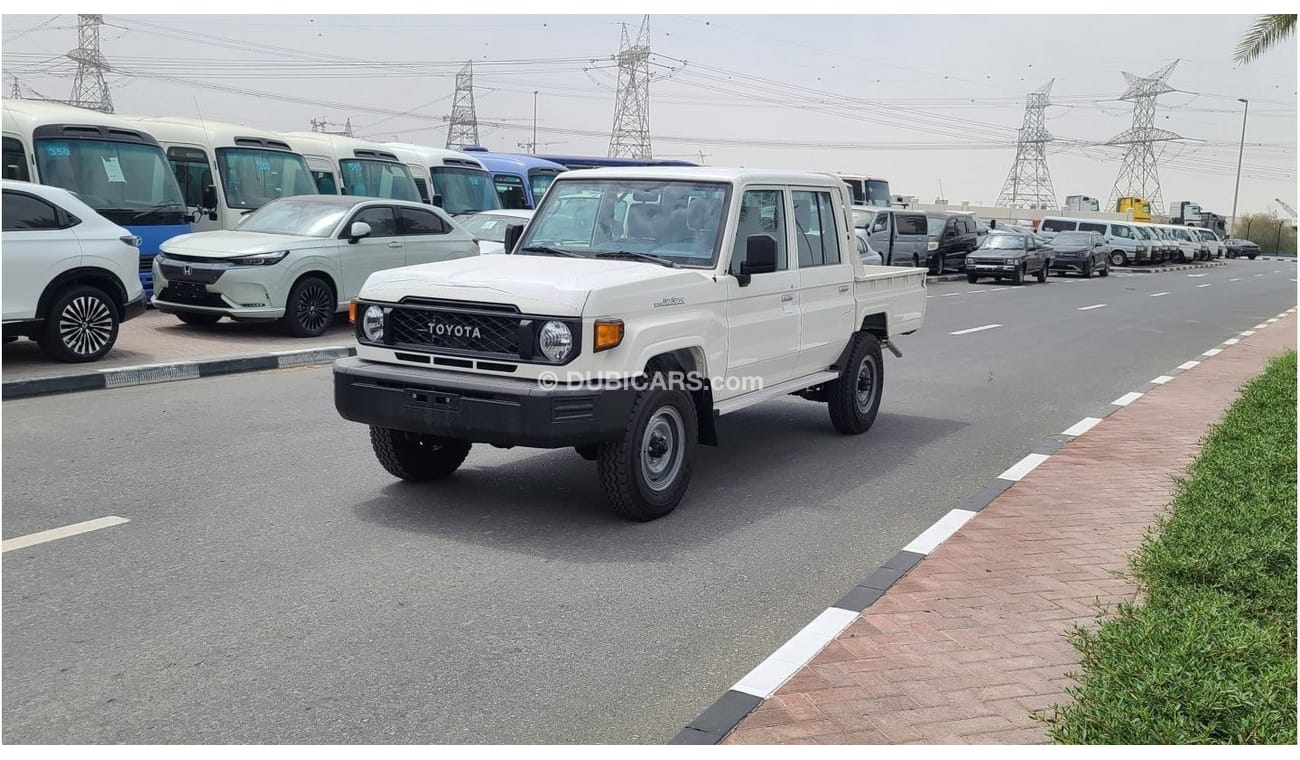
[556,166,847,187]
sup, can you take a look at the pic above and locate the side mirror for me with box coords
[431,193,444,209]
[503,223,525,254]
[348,221,372,244]
[737,234,777,286]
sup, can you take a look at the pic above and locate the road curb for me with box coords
[667,309,1295,745]
[2,346,356,401]
[1123,261,1226,274]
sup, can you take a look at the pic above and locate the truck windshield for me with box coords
[981,235,1025,249]
[865,179,891,207]
[34,137,186,225]
[520,179,729,268]
[429,166,501,215]
[339,159,421,202]
[216,148,319,210]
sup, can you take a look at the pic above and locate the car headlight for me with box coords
[966,258,975,266]
[229,250,290,267]
[1137,245,1147,252]
[362,305,386,343]
[538,320,574,362]
[927,241,939,251]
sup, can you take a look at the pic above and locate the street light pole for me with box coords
[1229,98,1249,238]
[532,91,538,155]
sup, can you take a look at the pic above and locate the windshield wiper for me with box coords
[593,250,680,268]
[131,201,185,221]
[519,245,580,258]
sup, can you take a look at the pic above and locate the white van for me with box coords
[383,142,500,217]
[1036,215,1155,266]
[280,132,422,203]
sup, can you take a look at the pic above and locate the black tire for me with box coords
[597,387,697,521]
[967,273,979,284]
[1036,261,1048,283]
[176,312,221,326]
[1011,264,1025,286]
[1247,253,1257,260]
[912,254,920,268]
[281,275,336,338]
[1082,260,1093,278]
[369,426,471,482]
[575,444,599,461]
[929,253,943,275]
[1109,251,1128,267]
[826,332,884,435]
[37,284,119,363]
[1100,260,1110,277]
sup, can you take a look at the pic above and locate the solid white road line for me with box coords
[1150,292,1170,297]
[1150,375,1174,384]
[1077,304,1107,311]
[950,324,1001,336]
[732,607,858,698]
[1112,391,1144,406]
[2,516,129,553]
[1178,360,1200,370]
[902,509,979,554]
[1203,348,1223,357]
[998,453,1051,482]
[1197,284,1212,288]
[1062,417,1103,437]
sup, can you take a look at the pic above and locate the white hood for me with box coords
[359,254,706,315]
[160,231,327,259]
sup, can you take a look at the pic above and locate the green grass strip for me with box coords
[1046,350,1297,744]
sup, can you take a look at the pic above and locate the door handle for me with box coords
[781,293,795,302]
[838,285,850,293]
[387,241,403,248]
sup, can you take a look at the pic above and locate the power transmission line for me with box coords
[608,15,653,159]
[1106,60,1182,215]
[67,14,113,112]
[996,80,1057,208]
[444,61,481,149]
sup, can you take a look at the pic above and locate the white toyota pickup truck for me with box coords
[334,168,927,520]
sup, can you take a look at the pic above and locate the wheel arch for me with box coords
[36,267,129,321]
[644,346,716,446]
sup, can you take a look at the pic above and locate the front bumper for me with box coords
[123,292,147,322]
[151,260,286,320]
[333,356,638,449]
[1050,257,1090,273]
[967,261,1024,274]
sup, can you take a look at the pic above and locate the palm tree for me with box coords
[1234,14,1296,64]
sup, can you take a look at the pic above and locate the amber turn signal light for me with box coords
[348,300,357,324]
[594,319,624,352]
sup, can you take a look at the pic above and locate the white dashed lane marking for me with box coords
[1197,284,1212,288]
[1062,417,1103,437]
[2,516,130,553]
[1150,292,1170,297]
[950,324,1002,336]
[1077,304,1107,311]
[1112,392,1144,406]
[998,453,1051,481]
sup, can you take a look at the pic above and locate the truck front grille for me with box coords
[388,307,522,357]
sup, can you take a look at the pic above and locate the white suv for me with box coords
[2,180,146,362]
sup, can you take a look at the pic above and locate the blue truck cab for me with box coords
[461,147,567,210]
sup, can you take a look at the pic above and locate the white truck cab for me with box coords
[333,167,926,520]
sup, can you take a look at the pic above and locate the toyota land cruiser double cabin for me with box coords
[333,168,927,520]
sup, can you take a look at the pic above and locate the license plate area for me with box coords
[408,389,459,411]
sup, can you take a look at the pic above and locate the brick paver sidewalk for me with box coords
[723,313,1297,745]
[1,310,354,382]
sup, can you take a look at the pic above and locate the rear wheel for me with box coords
[1110,251,1128,267]
[369,427,471,482]
[38,285,119,363]
[826,332,883,435]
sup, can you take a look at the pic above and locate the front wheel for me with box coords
[38,285,120,363]
[281,275,336,338]
[1036,261,1048,282]
[1082,260,1093,278]
[1100,260,1110,277]
[826,332,884,435]
[967,273,979,284]
[597,387,697,521]
[369,427,471,481]
[1011,264,1025,286]
[929,253,943,275]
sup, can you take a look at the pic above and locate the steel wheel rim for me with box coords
[59,295,114,356]
[855,354,876,413]
[296,285,333,333]
[641,405,685,492]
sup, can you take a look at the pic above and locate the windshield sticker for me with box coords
[254,157,272,172]
[101,156,126,183]
[44,143,72,158]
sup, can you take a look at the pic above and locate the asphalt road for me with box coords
[3,260,1295,743]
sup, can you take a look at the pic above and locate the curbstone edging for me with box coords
[668,311,1292,745]
[1,346,356,401]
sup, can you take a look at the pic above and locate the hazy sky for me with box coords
[3,12,1296,216]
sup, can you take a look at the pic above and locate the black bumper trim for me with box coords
[123,293,147,322]
[333,356,637,448]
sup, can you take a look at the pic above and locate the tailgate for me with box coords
[854,266,926,337]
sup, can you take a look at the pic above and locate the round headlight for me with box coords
[362,305,385,342]
[538,320,573,362]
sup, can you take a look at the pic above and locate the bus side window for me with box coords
[413,177,432,205]
[2,137,30,182]
[166,146,213,210]
[313,170,338,195]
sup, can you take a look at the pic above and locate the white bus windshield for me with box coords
[339,159,421,202]
[215,148,319,210]
[430,166,501,215]
[34,137,186,224]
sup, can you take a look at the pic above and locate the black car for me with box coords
[965,233,1052,285]
[926,211,980,275]
[1224,238,1261,260]
[1048,231,1110,278]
